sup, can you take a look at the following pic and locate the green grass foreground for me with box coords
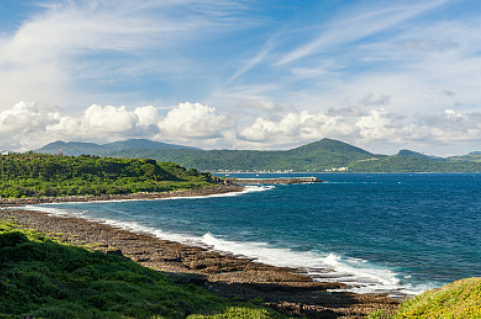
[0,221,291,319]
[368,278,481,319]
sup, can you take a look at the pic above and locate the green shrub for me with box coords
[368,278,481,319]
[0,220,291,319]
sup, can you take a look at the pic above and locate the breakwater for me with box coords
[229,176,322,184]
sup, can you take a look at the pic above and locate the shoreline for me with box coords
[0,186,399,318]
[0,185,244,207]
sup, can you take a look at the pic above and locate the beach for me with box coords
[0,186,399,319]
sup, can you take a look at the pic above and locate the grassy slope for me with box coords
[0,221,291,319]
[369,278,481,318]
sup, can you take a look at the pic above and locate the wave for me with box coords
[21,185,275,206]
[197,233,435,296]
[18,182,438,296]
[18,203,437,295]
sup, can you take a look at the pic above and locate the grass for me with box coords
[0,220,293,319]
[368,278,481,319]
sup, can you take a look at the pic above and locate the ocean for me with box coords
[24,173,481,296]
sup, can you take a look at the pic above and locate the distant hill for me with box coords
[469,151,481,155]
[105,138,379,172]
[396,149,428,158]
[103,139,200,151]
[291,138,371,156]
[36,139,199,156]
[34,138,481,172]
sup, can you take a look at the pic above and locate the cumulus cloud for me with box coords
[3,100,481,155]
[47,104,160,140]
[0,102,60,133]
[355,109,399,141]
[158,102,229,139]
[239,111,355,144]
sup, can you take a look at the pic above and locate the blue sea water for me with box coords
[25,173,481,295]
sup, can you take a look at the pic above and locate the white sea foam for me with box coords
[17,184,434,296]
[156,185,275,200]
[20,185,275,207]
[196,233,427,295]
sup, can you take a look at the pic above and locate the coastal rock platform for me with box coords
[0,206,398,318]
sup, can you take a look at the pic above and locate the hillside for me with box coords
[0,220,290,319]
[107,138,378,172]
[37,139,199,156]
[0,153,217,198]
[34,138,481,172]
[369,277,481,318]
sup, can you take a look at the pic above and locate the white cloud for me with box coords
[0,102,58,133]
[47,104,163,139]
[0,0,253,111]
[2,99,481,156]
[355,109,398,141]
[240,111,355,145]
[158,102,229,139]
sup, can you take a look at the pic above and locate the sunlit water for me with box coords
[22,173,481,296]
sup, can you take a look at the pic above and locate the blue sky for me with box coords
[1,0,481,155]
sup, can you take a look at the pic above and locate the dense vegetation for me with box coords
[105,139,377,172]
[95,140,481,172]
[0,153,218,198]
[368,277,481,318]
[35,138,481,172]
[0,220,290,319]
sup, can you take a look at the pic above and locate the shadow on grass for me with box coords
[0,230,290,319]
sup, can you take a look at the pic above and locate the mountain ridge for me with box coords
[37,139,199,156]
[34,138,481,172]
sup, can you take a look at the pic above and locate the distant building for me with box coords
[1,150,10,155]
[324,167,349,172]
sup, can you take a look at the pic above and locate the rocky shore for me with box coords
[0,203,399,318]
[0,185,244,207]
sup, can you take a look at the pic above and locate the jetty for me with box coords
[228,176,322,185]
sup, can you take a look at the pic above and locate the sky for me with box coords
[1,0,481,155]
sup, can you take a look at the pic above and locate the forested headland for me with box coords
[0,153,218,198]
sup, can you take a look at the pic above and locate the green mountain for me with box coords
[34,138,481,172]
[396,149,428,158]
[105,138,378,172]
[37,139,199,156]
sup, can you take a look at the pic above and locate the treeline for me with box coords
[108,143,481,173]
[349,156,481,172]
[0,153,218,198]
[107,139,373,172]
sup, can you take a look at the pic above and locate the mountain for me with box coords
[36,139,199,156]
[468,151,481,155]
[291,138,371,156]
[37,141,105,156]
[396,149,428,158]
[35,138,481,172]
[103,139,200,151]
[105,138,378,172]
